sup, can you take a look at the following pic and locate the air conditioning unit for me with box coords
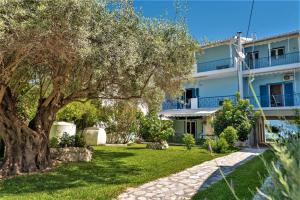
[283,74,294,81]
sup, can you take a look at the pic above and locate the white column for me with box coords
[229,43,233,67]
[193,52,198,73]
[287,37,290,53]
[294,68,296,93]
[268,43,271,66]
[237,32,244,98]
[298,37,300,62]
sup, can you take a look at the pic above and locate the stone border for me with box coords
[50,147,93,162]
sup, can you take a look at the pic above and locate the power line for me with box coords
[246,0,255,38]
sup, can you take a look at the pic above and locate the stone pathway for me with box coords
[117,148,266,200]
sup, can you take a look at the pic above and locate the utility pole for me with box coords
[236,32,244,99]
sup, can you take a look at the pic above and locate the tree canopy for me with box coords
[0,0,198,176]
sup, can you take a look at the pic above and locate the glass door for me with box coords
[186,121,197,138]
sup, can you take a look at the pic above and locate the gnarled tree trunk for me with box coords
[0,89,58,177]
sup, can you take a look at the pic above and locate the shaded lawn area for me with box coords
[0,144,226,200]
[193,150,275,200]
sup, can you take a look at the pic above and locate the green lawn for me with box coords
[0,144,225,200]
[193,150,275,200]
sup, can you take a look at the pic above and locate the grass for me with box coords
[0,144,226,200]
[192,150,275,200]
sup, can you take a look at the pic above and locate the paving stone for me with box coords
[117,148,266,200]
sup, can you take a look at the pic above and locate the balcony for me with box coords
[243,51,300,70]
[245,93,300,108]
[162,95,236,110]
[198,95,236,108]
[197,58,234,73]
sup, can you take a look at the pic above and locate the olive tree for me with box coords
[0,0,197,176]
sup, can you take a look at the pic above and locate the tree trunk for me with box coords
[0,89,56,177]
[0,122,50,177]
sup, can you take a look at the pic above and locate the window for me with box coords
[271,47,285,59]
[246,51,259,69]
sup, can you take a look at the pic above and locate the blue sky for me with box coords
[134,0,300,42]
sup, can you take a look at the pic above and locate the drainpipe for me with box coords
[237,32,244,99]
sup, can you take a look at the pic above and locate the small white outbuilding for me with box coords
[83,127,106,145]
[49,121,76,139]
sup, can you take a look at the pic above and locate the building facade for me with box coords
[159,31,300,144]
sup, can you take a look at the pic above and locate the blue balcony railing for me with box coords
[243,51,300,70]
[245,93,300,108]
[162,95,237,110]
[162,100,184,110]
[197,58,234,73]
[198,95,236,108]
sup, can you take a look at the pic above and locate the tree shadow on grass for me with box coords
[0,149,140,195]
[195,154,257,192]
[126,146,148,150]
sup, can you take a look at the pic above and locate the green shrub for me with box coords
[182,133,195,150]
[49,137,59,148]
[213,93,261,141]
[59,133,75,147]
[196,138,206,146]
[168,135,183,144]
[203,138,228,153]
[220,126,238,147]
[203,138,216,152]
[139,113,175,143]
[75,133,86,147]
[214,138,229,153]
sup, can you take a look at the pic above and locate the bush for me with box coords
[75,133,86,147]
[59,133,75,148]
[49,137,59,148]
[214,138,229,153]
[196,138,206,146]
[220,126,238,147]
[213,93,261,141]
[203,139,216,152]
[105,101,140,144]
[182,133,195,150]
[203,138,228,153]
[139,113,175,143]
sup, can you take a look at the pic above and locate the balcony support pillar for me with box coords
[298,37,300,62]
[236,32,244,98]
[268,43,271,66]
[229,44,233,68]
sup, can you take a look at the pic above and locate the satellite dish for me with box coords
[238,51,245,60]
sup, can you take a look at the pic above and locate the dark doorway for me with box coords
[270,84,283,107]
[185,89,193,108]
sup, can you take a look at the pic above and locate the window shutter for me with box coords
[260,85,269,107]
[284,82,294,106]
[196,88,199,97]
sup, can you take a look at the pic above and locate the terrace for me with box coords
[162,93,300,111]
[197,58,234,73]
[243,51,300,70]
[162,95,237,110]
